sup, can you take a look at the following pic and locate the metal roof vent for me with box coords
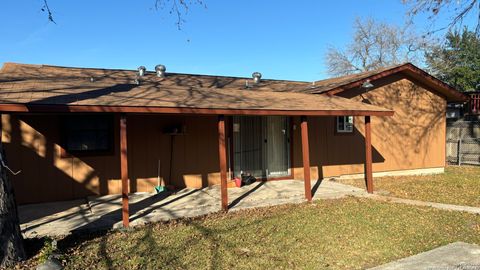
[137,66,146,77]
[252,72,262,84]
[155,64,166,78]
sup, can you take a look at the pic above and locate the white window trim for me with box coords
[336,116,354,133]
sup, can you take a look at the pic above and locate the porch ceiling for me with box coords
[0,63,393,116]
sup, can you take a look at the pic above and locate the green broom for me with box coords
[155,159,166,193]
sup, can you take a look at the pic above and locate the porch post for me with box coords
[120,114,129,227]
[0,113,2,141]
[218,115,228,211]
[300,116,312,202]
[365,116,373,193]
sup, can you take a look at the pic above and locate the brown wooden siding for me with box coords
[292,77,446,180]
[3,114,221,204]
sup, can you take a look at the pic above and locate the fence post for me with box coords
[458,139,462,166]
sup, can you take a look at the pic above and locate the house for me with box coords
[0,62,466,226]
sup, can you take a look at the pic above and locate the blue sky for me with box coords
[0,0,470,81]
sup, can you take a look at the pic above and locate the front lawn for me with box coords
[16,197,480,270]
[339,166,480,207]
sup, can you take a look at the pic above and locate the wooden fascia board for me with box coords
[322,64,468,102]
[326,65,409,96]
[402,69,468,102]
[0,104,394,117]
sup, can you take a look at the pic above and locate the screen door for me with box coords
[265,116,290,177]
[232,116,290,178]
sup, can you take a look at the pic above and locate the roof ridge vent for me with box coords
[155,64,166,78]
[137,66,146,77]
[252,72,262,84]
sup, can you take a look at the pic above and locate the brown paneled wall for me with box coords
[3,114,221,204]
[126,115,221,191]
[293,77,446,179]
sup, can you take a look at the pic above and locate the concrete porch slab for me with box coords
[18,179,365,238]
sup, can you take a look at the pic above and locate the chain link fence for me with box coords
[446,120,480,165]
[447,138,480,165]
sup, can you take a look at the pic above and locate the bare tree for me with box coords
[325,17,428,76]
[403,0,480,35]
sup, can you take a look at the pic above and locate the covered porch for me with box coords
[3,111,385,228]
[1,105,393,229]
[19,179,367,238]
[0,63,394,229]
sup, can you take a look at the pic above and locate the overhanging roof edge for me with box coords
[0,104,394,117]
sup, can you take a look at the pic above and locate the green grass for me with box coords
[18,197,480,270]
[339,166,480,207]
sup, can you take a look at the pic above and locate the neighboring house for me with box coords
[446,91,479,120]
[446,91,480,165]
[0,62,466,224]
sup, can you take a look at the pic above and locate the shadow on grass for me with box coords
[99,234,113,269]
[41,208,271,269]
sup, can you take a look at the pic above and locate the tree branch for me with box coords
[154,0,205,30]
[403,0,479,36]
[41,0,56,24]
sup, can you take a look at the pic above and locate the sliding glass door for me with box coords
[232,116,290,179]
[232,116,264,178]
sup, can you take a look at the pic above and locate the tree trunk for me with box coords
[0,144,25,267]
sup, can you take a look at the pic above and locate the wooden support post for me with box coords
[0,113,2,142]
[218,115,228,211]
[365,116,373,194]
[120,114,129,227]
[301,116,312,202]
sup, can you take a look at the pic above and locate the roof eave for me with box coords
[319,63,468,103]
[0,104,394,117]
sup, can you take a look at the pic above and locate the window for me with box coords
[336,116,354,133]
[62,115,113,155]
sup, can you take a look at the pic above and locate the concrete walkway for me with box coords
[371,242,480,270]
[366,194,480,215]
[19,179,365,238]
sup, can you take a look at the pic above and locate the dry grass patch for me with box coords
[339,166,480,207]
[16,197,480,270]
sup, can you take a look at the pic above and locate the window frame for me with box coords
[335,116,354,135]
[60,115,115,158]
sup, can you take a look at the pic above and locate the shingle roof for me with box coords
[306,63,467,102]
[304,65,405,94]
[0,62,313,92]
[0,63,393,116]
